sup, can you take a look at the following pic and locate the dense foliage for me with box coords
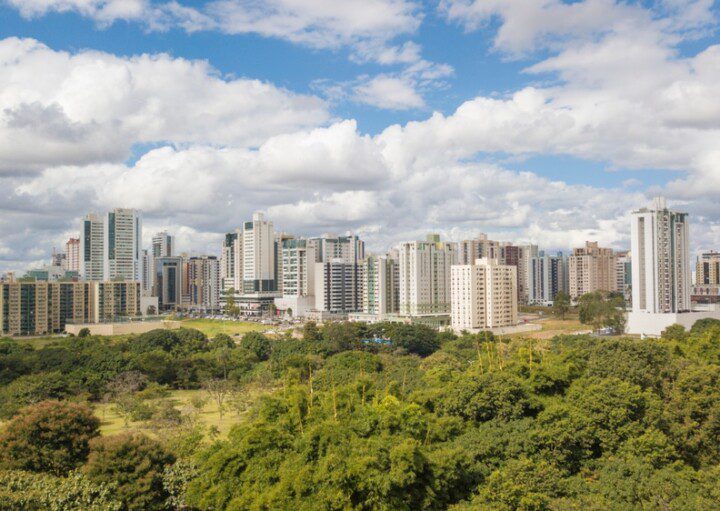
[0,320,719,509]
[0,400,99,475]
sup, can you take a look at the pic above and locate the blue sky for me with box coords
[0,0,719,269]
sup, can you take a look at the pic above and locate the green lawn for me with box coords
[95,387,268,438]
[180,318,271,338]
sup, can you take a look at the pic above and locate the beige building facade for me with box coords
[0,280,141,336]
[450,258,518,333]
[568,241,618,299]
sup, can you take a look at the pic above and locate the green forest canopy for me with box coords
[0,319,719,510]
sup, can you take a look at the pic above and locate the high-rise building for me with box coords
[568,241,618,299]
[104,208,142,285]
[314,259,363,314]
[152,231,175,259]
[362,255,400,316]
[500,244,538,304]
[153,256,183,311]
[65,238,80,273]
[631,198,691,314]
[187,256,220,311]
[528,252,568,305]
[309,234,365,264]
[616,251,632,304]
[696,251,720,285]
[140,249,153,295]
[450,258,518,333]
[80,213,105,281]
[242,212,277,294]
[274,239,317,317]
[0,280,140,336]
[220,231,240,289]
[457,234,502,265]
[398,234,456,316]
[280,239,316,297]
[50,248,66,269]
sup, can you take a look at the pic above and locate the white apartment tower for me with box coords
[141,249,152,295]
[65,238,80,273]
[631,198,691,313]
[80,214,105,281]
[242,212,277,294]
[314,259,363,313]
[219,230,242,293]
[398,234,456,316]
[103,208,142,284]
[451,258,518,332]
[281,239,316,297]
[362,255,400,315]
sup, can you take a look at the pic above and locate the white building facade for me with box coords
[104,208,142,285]
[80,213,105,281]
[398,235,456,316]
[451,258,518,333]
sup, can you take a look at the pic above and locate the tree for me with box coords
[78,328,91,338]
[386,324,440,357]
[145,305,157,316]
[553,291,571,320]
[240,331,272,361]
[267,303,278,317]
[223,288,240,318]
[83,433,174,511]
[0,372,74,419]
[0,470,122,511]
[577,292,626,334]
[0,401,100,476]
[303,321,323,342]
[661,323,688,342]
[202,378,234,421]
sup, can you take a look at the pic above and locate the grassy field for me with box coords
[95,387,268,438]
[180,319,271,338]
[517,317,590,339]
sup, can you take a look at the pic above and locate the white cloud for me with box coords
[6,0,150,25]
[354,76,425,110]
[0,37,329,173]
[3,1,720,271]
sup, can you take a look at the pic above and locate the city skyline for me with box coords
[1,2,720,273]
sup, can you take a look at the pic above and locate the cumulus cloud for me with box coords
[3,1,720,272]
[0,37,329,173]
[353,76,425,110]
[6,0,151,25]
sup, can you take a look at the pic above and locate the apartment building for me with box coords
[631,198,691,314]
[80,213,105,281]
[398,234,456,316]
[0,280,140,336]
[153,256,183,311]
[362,255,400,316]
[104,208,142,284]
[568,241,618,299]
[274,239,316,317]
[242,212,277,294]
[314,259,363,314]
[450,258,518,333]
[528,252,568,305]
[65,238,80,273]
[187,256,220,311]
